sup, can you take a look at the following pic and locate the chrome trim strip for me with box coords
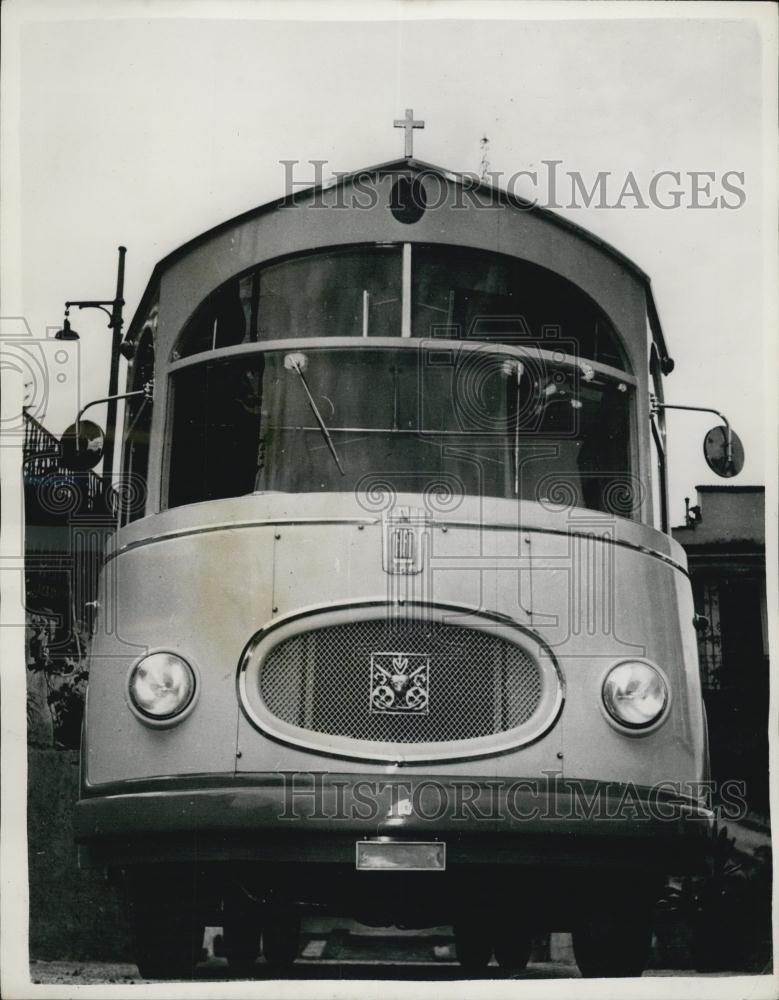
[106,516,688,576]
[236,600,565,766]
[166,337,638,387]
[106,517,379,563]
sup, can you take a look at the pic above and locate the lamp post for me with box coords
[55,246,127,483]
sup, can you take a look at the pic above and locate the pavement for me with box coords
[28,920,755,984]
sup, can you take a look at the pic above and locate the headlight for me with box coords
[602,661,668,729]
[128,652,196,720]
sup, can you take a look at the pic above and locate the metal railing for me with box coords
[22,410,109,516]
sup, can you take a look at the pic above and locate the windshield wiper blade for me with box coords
[285,354,345,476]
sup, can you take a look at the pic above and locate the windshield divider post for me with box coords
[401,243,412,337]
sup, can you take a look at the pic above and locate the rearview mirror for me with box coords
[60,420,105,471]
[703,425,744,478]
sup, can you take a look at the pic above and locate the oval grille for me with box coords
[259,618,543,744]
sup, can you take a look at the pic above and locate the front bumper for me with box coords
[76,772,714,873]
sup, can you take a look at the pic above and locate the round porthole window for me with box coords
[390,175,427,224]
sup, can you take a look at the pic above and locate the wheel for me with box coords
[262,913,301,968]
[690,882,756,973]
[691,913,733,972]
[132,897,204,979]
[223,915,262,978]
[494,924,533,972]
[135,922,204,981]
[572,905,653,978]
[453,919,493,972]
[222,886,262,978]
[129,869,205,980]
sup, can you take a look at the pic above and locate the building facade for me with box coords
[673,486,768,815]
[22,411,113,747]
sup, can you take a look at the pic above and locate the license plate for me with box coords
[355,840,446,871]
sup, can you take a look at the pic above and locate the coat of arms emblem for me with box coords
[370,652,430,715]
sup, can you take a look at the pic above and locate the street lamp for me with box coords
[55,246,127,483]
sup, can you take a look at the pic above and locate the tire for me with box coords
[262,913,301,968]
[494,925,533,972]
[223,916,262,978]
[572,906,653,979]
[134,905,204,980]
[130,870,204,981]
[690,897,751,973]
[453,919,493,972]
[135,930,203,980]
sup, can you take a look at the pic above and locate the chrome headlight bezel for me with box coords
[126,649,198,726]
[601,659,670,733]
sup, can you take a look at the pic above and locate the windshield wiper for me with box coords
[284,353,345,476]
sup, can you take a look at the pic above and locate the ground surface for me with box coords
[29,922,749,984]
[27,960,741,985]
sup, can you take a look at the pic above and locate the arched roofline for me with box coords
[126,157,673,370]
[169,239,633,374]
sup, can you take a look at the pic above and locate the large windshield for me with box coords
[168,346,634,516]
[172,244,627,371]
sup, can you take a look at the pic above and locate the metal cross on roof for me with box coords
[394,108,425,158]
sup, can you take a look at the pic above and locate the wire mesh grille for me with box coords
[259,618,543,744]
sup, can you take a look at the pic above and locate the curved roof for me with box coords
[126,157,672,369]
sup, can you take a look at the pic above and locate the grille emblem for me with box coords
[382,507,427,575]
[370,652,430,715]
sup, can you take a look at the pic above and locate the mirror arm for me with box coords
[650,400,733,467]
[75,383,153,446]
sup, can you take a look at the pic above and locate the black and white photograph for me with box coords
[1,1,776,996]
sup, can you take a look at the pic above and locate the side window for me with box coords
[121,329,154,524]
[649,416,666,531]
[648,344,668,532]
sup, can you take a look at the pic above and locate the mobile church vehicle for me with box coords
[67,116,744,979]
